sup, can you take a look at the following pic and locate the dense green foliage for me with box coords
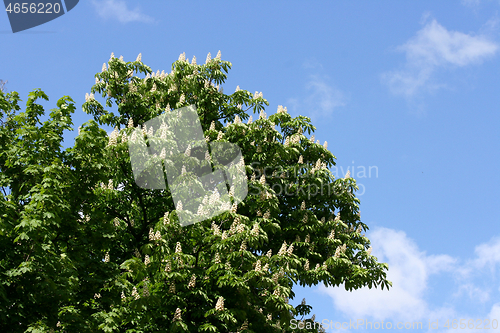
[0,52,391,332]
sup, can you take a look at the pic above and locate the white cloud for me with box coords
[382,17,498,97]
[287,59,346,118]
[305,75,346,115]
[472,236,500,268]
[461,0,481,6]
[320,228,456,323]
[92,0,155,24]
[320,226,500,331]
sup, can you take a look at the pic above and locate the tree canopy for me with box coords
[0,52,391,332]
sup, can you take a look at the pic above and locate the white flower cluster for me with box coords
[132,286,140,300]
[290,134,301,145]
[104,252,110,263]
[165,260,171,273]
[148,228,161,241]
[143,279,149,297]
[163,212,170,225]
[220,200,231,212]
[175,242,182,254]
[205,151,212,163]
[254,91,263,99]
[214,252,221,264]
[300,201,306,210]
[228,217,243,234]
[250,223,260,236]
[328,230,335,240]
[334,212,341,221]
[169,283,176,293]
[215,297,225,311]
[173,308,182,321]
[144,255,150,266]
[298,155,304,164]
[84,93,95,102]
[187,274,196,289]
[106,128,119,148]
[277,105,288,114]
[240,320,249,331]
[304,259,310,271]
[259,174,266,185]
[334,244,347,258]
[236,223,245,234]
[255,260,262,272]
[277,241,287,256]
[211,222,221,236]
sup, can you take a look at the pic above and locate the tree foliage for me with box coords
[0,52,391,332]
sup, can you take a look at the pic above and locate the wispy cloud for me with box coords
[287,58,346,119]
[461,0,481,6]
[92,0,155,24]
[382,17,498,97]
[319,227,500,331]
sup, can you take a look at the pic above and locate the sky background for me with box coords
[2,1,500,332]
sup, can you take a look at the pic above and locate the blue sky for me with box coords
[2,1,500,331]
